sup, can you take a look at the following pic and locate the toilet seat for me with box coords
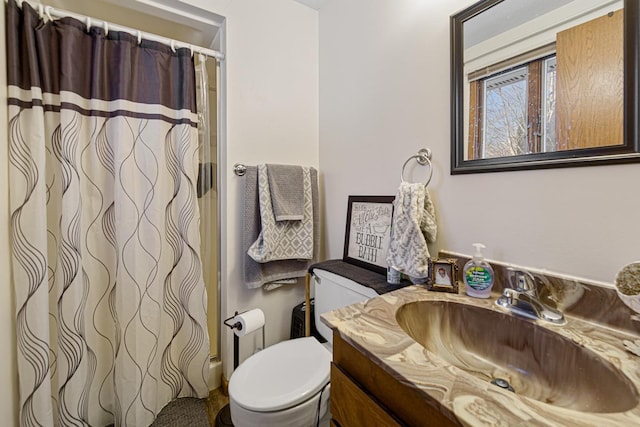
[229,336,331,412]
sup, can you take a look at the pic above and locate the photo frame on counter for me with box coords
[428,258,460,293]
[343,195,395,275]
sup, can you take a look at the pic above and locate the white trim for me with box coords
[209,359,222,390]
[134,0,222,28]
[464,0,622,74]
[8,86,198,121]
[214,20,227,370]
[293,0,326,11]
[484,67,528,90]
[15,0,225,61]
[541,56,557,153]
[462,0,622,155]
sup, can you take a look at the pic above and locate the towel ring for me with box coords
[401,148,433,187]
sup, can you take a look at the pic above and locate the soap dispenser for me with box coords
[463,243,494,298]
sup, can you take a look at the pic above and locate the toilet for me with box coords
[228,269,379,427]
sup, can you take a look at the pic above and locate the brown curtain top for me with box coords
[7,0,197,115]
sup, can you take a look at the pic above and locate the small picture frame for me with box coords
[343,195,395,275]
[428,258,459,293]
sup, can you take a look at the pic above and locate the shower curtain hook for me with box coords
[170,40,176,53]
[137,30,142,45]
[198,52,206,64]
[37,4,43,19]
[45,5,52,21]
[189,44,194,58]
[86,17,91,32]
[103,21,108,36]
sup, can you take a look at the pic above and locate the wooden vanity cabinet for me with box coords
[330,332,461,427]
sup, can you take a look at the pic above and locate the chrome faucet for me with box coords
[495,268,565,324]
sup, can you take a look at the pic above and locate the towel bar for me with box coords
[234,163,247,176]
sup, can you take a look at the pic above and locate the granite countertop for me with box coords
[321,285,640,427]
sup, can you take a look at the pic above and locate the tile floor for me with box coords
[205,387,230,425]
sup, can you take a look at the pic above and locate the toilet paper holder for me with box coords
[224,310,266,369]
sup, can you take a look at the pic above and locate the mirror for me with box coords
[451,0,640,173]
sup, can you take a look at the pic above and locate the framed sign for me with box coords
[343,196,395,274]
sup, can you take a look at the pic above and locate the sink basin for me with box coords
[395,300,639,413]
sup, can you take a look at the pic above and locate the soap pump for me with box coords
[463,243,494,298]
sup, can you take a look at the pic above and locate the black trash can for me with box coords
[290,299,326,342]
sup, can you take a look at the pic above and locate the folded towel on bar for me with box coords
[385,182,437,280]
[243,166,320,289]
[248,165,314,262]
[267,164,304,221]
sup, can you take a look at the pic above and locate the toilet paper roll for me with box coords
[233,308,265,337]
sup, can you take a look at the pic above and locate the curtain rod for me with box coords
[11,0,225,61]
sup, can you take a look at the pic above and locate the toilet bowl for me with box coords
[229,337,331,426]
[228,269,378,427]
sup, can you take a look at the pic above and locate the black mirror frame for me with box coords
[450,0,640,174]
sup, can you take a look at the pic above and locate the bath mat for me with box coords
[151,397,211,427]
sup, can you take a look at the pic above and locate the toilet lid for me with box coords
[229,336,331,412]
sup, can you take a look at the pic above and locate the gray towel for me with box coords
[267,164,304,221]
[248,165,313,262]
[243,166,320,289]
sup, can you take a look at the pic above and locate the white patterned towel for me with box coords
[385,182,437,279]
[248,165,314,262]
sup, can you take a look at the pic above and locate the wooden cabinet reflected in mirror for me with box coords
[557,10,623,151]
[451,0,640,173]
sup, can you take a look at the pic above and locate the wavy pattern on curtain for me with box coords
[7,1,209,426]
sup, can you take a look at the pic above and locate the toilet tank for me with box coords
[313,269,378,345]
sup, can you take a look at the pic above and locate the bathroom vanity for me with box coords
[330,329,459,426]
[322,278,640,426]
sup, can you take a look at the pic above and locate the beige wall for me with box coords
[184,0,320,379]
[319,0,640,285]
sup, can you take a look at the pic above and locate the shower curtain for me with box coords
[7,1,209,426]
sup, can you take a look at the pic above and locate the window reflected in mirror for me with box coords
[451,0,638,173]
[468,52,558,159]
[464,5,623,161]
